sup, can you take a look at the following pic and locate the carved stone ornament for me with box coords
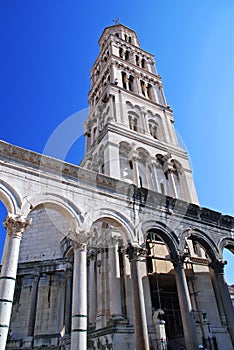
[125,242,146,262]
[3,213,32,238]
[209,259,227,274]
[68,229,92,249]
[170,251,187,269]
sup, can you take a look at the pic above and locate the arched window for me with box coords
[149,120,158,139]
[125,50,130,60]
[122,72,127,89]
[119,48,123,58]
[140,80,147,96]
[128,75,134,92]
[141,58,146,69]
[128,115,138,131]
[155,83,164,105]
[160,182,165,195]
[136,55,140,66]
[119,142,133,183]
[147,84,154,101]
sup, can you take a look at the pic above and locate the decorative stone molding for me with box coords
[125,242,146,261]
[209,259,227,274]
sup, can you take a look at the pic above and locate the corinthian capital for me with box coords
[4,214,32,238]
[209,259,227,274]
[68,229,92,249]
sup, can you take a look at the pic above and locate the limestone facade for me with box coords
[0,24,233,350]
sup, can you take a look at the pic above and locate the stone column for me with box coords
[210,259,234,347]
[57,274,66,336]
[27,273,40,336]
[88,249,97,326]
[108,236,123,320]
[0,214,31,349]
[71,231,90,350]
[65,267,73,335]
[171,253,199,350]
[126,243,149,350]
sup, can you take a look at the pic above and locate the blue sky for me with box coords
[0,1,234,282]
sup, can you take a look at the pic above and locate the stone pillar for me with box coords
[27,273,40,337]
[65,267,73,335]
[108,236,123,320]
[88,249,97,326]
[0,214,31,349]
[57,274,66,336]
[126,243,149,350]
[71,231,90,350]
[171,253,199,350]
[210,259,234,347]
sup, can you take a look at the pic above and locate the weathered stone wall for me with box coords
[19,207,71,263]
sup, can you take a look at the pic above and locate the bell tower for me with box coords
[81,23,199,204]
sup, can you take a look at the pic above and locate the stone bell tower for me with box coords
[81,23,199,204]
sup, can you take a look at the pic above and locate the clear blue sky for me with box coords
[0,1,234,282]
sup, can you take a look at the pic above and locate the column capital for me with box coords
[170,252,187,269]
[209,259,227,274]
[3,214,32,238]
[69,229,92,250]
[125,242,146,262]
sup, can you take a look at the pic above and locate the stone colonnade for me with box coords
[0,214,234,350]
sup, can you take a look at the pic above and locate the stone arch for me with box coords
[0,180,22,214]
[218,237,234,255]
[141,220,179,255]
[21,192,83,230]
[182,228,220,262]
[83,208,135,242]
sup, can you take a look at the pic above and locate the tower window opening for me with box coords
[149,122,158,139]
[139,176,143,188]
[140,80,147,96]
[147,84,154,100]
[141,58,146,69]
[125,50,130,61]
[128,36,132,43]
[160,182,165,195]
[115,33,119,37]
[129,115,138,131]
[128,75,134,92]
[125,34,128,41]
[122,72,127,89]
[136,55,140,66]
[119,48,124,58]
[129,160,133,170]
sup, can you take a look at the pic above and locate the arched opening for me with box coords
[145,229,184,349]
[185,232,231,349]
[87,218,129,333]
[119,142,133,183]
[9,201,77,342]
[223,247,234,286]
